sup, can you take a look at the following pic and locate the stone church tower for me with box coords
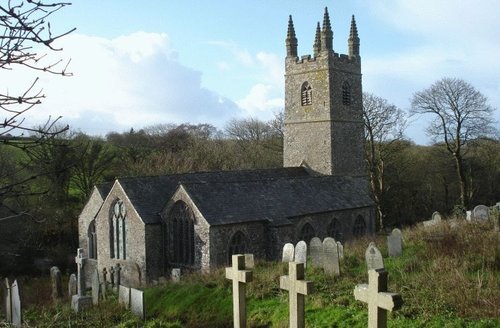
[283,8,364,176]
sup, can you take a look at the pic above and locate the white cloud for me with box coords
[3,32,240,135]
[236,84,282,118]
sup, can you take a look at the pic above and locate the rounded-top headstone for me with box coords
[365,242,384,271]
[473,205,489,221]
[282,243,295,262]
[294,241,307,267]
[431,211,442,223]
[323,237,340,276]
[309,237,323,268]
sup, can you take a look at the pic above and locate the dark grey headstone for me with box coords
[282,243,294,262]
[387,232,402,257]
[294,241,307,268]
[50,266,63,301]
[11,280,21,327]
[130,288,145,319]
[365,242,384,271]
[68,274,77,298]
[91,269,100,305]
[309,237,323,268]
[473,205,489,221]
[323,237,340,276]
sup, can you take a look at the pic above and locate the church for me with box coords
[78,8,374,286]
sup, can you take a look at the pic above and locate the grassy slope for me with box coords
[3,220,499,327]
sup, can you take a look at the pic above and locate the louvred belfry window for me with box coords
[301,82,312,106]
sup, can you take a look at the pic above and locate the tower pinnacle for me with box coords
[348,15,360,58]
[321,7,333,52]
[286,15,298,58]
[313,22,321,57]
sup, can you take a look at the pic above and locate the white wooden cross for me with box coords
[280,262,314,328]
[354,269,403,328]
[75,248,86,296]
[225,254,253,328]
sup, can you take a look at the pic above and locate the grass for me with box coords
[2,219,499,327]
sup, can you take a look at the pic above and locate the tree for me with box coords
[363,93,406,230]
[410,78,496,209]
[0,1,74,217]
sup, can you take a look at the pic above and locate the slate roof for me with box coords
[115,167,309,224]
[181,175,373,226]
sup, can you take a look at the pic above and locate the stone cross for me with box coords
[110,266,115,287]
[75,248,86,296]
[225,254,253,328]
[354,269,403,328]
[115,263,122,288]
[280,262,314,328]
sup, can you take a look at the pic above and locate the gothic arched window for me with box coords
[88,220,97,259]
[352,215,366,237]
[299,223,315,242]
[327,218,343,242]
[342,81,351,106]
[227,231,247,264]
[110,200,127,259]
[301,82,312,106]
[170,201,195,266]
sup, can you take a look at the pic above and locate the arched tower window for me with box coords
[327,218,343,242]
[88,220,97,259]
[227,231,247,264]
[170,201,195,266]
[342,81,351,106]
[301,82,312,106]
[299,223,315,242]
[110,200,127,259]
[352,215,366,237]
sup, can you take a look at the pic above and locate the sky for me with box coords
[4,0,500,144]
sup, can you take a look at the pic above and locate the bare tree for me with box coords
[410,77,496,209]
[363,92,406,230]
[0,1,74,218]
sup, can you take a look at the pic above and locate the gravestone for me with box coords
[4,278,11,323]
[309,237,323,268]
[294,241,307,268]
[336,241,344,261]
[110,266,115,287]
[71,248,92,313]
[282,243,294,262]
[354,269,403,328]
[50,266,63,301]
[473,205,489,221]
[280,262,314,328]
[365,242,384,271]
[387,230,402,257]
[118,285,131,308]
[11,280,21,328]
[322,237,340,277]
[466,211,472,222]
[130,288,145,319]
[244,253,255,269]
[423,211,441,227]
[225,254,253,328]
[68,274,77,297]
[115,263,122,289]
[101,268,108,299]
[122,261,141,287]
[91,268,100,305]
[171,268,181,283]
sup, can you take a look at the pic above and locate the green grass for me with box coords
[3,219,499,327]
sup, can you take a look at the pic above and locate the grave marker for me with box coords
[336,241,344,261]
[244,253,255,269]
[309,237,323,268]
[225,254,253,328]
[171,268,181,283]
[91,268,100,305]
[365,242,384,271]
[71,248,92,313]
[280,262,314,328]
[387,230,402,257]
[110,266,115,287]
[354,269,403,328]
[4,278,11,323]
[423,211,442,227]
[118,285,131,308]
[115,263,122,289]
[68,274,77,298]
[282,243,294,262]
[294,241,307,268]
[473,205,489,221]
[323,237,340,277]
[130,288,145,319]
[11,280,21,328]
[50,266,63,301]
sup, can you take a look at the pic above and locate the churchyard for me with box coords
[1,216,498,327]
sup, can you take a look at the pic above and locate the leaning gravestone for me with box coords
[171,268,181,283]
[118,285,131,308]
[91,268,100,305]
[309,237,323,268]
[68,274,77,298]
[323,237,340,277]
[50,266,63,301]
[387,230,403,257]
[473,205,489,221]
[365,242,384,270]
[294,241,308,268]
[336,241,344,261]
[11,280,21,328]
[130,288,145,319]
[282,243,294,262]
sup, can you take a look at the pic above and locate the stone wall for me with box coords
[78,187,105,261]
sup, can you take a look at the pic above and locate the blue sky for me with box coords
[6,0,499,144]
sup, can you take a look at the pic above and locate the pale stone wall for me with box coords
[95,182,147,287]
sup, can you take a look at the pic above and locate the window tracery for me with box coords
[301,82,312,106]
[170,201,195,265]
[352,215,366,237]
